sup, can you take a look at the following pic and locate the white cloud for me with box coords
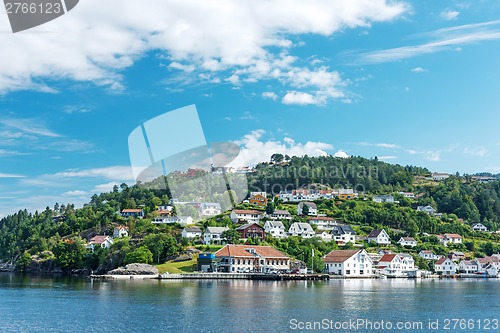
[411,67,427,73]
[440,10,460,21]
[63,105,93,114]
[0,118,60,138]
[282,91,320,105]
[168,62,196,73]
[0,149,30,156]
[333,150,349,158]
[63,190,88,196]
[262,91,278,101]
[0,172,25,178]
[54,166,135,181]
[378,155,397,160]
[92,182,121,193]
[229,129,332,166]
[359,142,400,149]
[354,20,500,64]
[0,0,409,94]
[425,150,441,161]
[464,147,488,157]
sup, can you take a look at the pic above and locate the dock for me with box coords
[156,272,330,281]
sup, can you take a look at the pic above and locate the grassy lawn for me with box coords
[156,258,197,274]
[194,244,224,252]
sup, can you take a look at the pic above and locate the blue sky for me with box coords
[0,0,500,216]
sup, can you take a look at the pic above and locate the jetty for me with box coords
[156,272,330,281]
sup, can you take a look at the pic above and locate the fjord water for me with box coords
[0,274,498,333]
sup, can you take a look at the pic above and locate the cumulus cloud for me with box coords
[228,129,332,166]
[333,150,349,158]
[0,0,409,95]
[440,10,460,21]
[411,67,427,73]
[464,147,488,157]
[262,91,278,101]
[63,190,88,196]
[282,91,321,105]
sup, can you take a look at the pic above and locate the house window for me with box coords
[346,270,351,275]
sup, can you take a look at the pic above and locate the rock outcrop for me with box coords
[108,263,158,275]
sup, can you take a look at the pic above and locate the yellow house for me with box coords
[338,193,357,200]
[249,193,268,206]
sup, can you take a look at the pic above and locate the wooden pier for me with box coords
[156,272,330,281]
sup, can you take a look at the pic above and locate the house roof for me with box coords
[205,227,229,234]
[201,202,222,209]
[323,250,360,263]
[114,225,129,230]
[236,223,263,231]
[374,195,394,199]
[265,221,284,228]
[271,210,291,216]
[331,225,355,236]
[298,202,317,209]
[307,216,334,221]
[368,229,385,238]
[90,236,111,244]
[379,254,398,263]
[420,250,433,254]
[445,233,462,239]
[184,227,202,232]
[476,256,500,264]
[122,209,143,213]
[436,257,448,265]
[399,237,416,242]
[215,245,289,258]
[233,209,262,215]
[290,222,314,232]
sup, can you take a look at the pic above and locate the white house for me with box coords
[203,227,229,245]
[307,216,338,230]
[417,206,437,215]
[297,202,318,216]
[315,231,333,242]
[323,249,373,277]
[288,222,315,238]
[399,192,415,199]
[432,172,450,181]
[263,221,287,239]
[113,226,129,238]
[373,195,395,203]
[230,210,262,224]
[435,257,458,276]
[472,223,488,232]
[397,237,417,248]
[437,234,462,246]
[182,227,202,239]
[459,260,480,274]
[330,225,356,244]
[378,253,415,277]
[86,236,114,252]
[152,216,193,226]
[214,245,290,273]
[199,203,222,217]
[121,208,144,218]
[418,250,440,260]
[367,229,391,245]
[267,210,292,221]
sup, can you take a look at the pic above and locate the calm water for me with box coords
[0,274,499,333]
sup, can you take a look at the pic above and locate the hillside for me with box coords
[0,155,499,272]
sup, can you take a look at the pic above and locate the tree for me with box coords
[302,204,310,216]
[54,239,86,270]
[221,229,241,244]
[15,252,32,272]
[266,202,275,215]
[124,246,153,264]
[270,153,284,164]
